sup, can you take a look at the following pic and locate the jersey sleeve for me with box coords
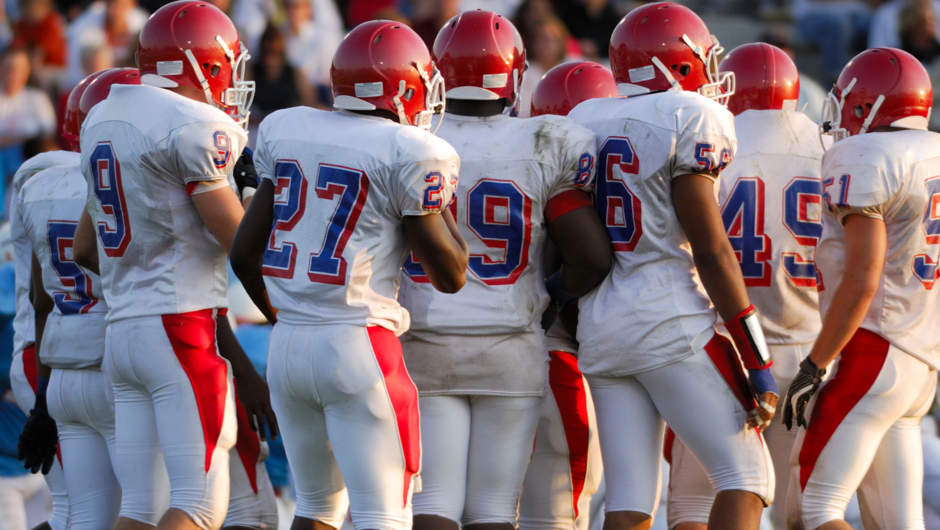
[545,118,598,224]
[673,100,737,181]
[168,120,247,190]
[821,160,896,223]
[392,131,460,217]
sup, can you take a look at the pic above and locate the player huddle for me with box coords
[8,1,939,530]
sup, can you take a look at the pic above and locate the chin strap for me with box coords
[184,48,216,107]
[393,80,410,126]
[859,94,886,134]
[651,56,680,90]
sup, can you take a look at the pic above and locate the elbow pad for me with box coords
[725,305,772,370]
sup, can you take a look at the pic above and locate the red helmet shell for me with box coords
[610,2,731,103]
[137,1,253,126]
[719,43,800,116]
[78,68,141,128]
[433,10,526,108]
[830,47,932,137]
[530,61,618,117]
[331,21,444,130]
[63,70,107,152]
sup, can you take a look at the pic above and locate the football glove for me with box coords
[783,357,827,430]
[234,146,258,200]
[17,395,58,474]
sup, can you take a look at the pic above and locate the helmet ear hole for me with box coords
[855,105,865,118]
[404,88,415,101]
[679,64,691,77]
[210,65,221,77]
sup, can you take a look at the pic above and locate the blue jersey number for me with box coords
[781,177,823,287]
[913,177,940,289]
[721,178,772,286]
[89,143,131,257]
[307,164,370,285]
[47,221,98,314]
[262,160,308,278]
[262,161,369,285]
[403,180,532,286]
[596,137,642,252]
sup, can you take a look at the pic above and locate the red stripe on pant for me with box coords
[704,333,758,412]
[548,351,591,518]
[799,328,889,491]
[162,309,229,473]
[367,326,420,507]
[663,427,675,465]
[234,389,261,494]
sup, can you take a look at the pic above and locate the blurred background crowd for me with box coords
[3,0,940,528]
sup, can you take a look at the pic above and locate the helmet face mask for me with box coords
[415,66,446,132]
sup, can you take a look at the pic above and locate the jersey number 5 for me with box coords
[47,221,98,314]
[90,143,132,257]
[262,160,370,285]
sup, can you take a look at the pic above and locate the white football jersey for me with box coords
[20,163,108,369]
[817,130,940,369]
[80,85,246,322]
[568,86,735,377]
[10,151,80,356]
[718,110,824,345]
[398,113,596,395]
[255,108,459,334]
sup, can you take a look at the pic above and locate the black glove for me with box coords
[234,146,258,199]
[17,395,58,474]
[783,357,827,431]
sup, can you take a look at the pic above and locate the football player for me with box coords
[73,3,275,529]
[398,13,612,530]
[663,43,826,530]
[784,47,940,529]
[8,70,106,530]
[566,4,778,529]
[19,68,138,530]
[230,21,467,530]
[517,61,617,530]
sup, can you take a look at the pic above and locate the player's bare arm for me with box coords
[673,173,778,429]
[192,184,245,254]
[403,208,469,294]
[74,208,99,275]
[216,315,278,441]
[231,178,278,324]
[547,202,613,299]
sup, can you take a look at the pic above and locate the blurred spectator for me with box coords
[519,16,573,117]
[251,24,317,119]
[899,0,940,63]
[792,0,871,85]
[234,0,341,56]
[65,0,147,87]
[0,47,56,182]
[410,0,458,49]
[869,0,940,48]
[346,0,407,26]
[0,2,12,49]
[10,0,67,89]
[557,0,622,60]
[458,0,523,17]
[282,0,342,92]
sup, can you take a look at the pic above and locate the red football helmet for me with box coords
[530,61,618,117]
[137,0,254,128]
[62,70,107,151]
[78,68,142,127]
[719,43,799,116]
[332,21,445,131]
[433,10,526,114]
[822,47,932,144]
[609,2,733,105]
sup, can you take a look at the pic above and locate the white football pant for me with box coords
[267,323,419,530]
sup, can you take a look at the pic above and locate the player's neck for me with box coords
[446,99,506,117]
[166,85,210,104]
